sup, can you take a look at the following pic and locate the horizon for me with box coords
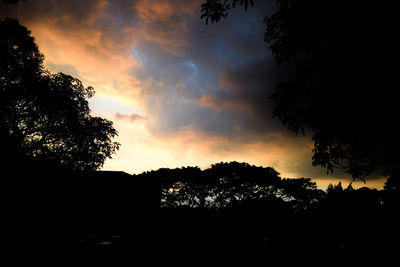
[102,162,386,191]
[0,0,386,190]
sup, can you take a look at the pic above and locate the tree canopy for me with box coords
[137,161,324,210]
[131,161,398,263]
[0,18,120,171]
[201,0,399,180]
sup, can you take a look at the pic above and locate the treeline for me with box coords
[126,162,399,264]
[3,161,399,264]
[138,162,324,210]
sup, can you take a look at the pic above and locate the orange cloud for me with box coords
[133,0,203,56]
[135,0,201,22]
[196,92,254,113]
[83,0,110,27]
[8,1,138,101]
[30,23,139,86]
[135,0,175,23]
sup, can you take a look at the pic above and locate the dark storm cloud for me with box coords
[122,0,286,141]
[198,56,289,131]
[1,0,282,142]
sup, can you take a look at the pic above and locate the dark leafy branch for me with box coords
[200,0,254,24]
[200,0,400,181]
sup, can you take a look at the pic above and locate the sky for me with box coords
[0,0,387,189]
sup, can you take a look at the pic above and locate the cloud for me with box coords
[0,1,284,140]
[133,0,203,56]
[114,112,147,122]
[197,55,282,119]
[1,0,376,186]
[1,0,141,98]
[118,2,284,142]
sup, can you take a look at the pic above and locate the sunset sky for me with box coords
[0,0,386,189]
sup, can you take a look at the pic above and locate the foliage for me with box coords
[200,0,254,24]
[265,1,399,179]
[384,170,400,191]
[201,0,399,179]
[0,19,119,171]
[138,161,324,210]
[131,162,398,262]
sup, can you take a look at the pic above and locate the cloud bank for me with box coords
[1,0,384,188]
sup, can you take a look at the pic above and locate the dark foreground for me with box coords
[3,169,399,265]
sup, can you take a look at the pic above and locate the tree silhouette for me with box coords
[141,161,324,210]
[201,0,399,180]
[384,170,400,191]
[0,19,120,171]
[200,0,254,24]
